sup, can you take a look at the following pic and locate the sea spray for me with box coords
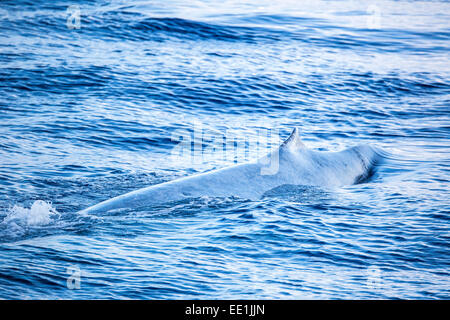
[3,200,59,226]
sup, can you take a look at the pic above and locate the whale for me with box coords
[79,128,381,214]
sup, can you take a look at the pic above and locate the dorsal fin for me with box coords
[281,127,305,151]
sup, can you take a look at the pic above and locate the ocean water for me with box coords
[0,0,449,299]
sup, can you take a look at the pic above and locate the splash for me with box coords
[3,200,59,226]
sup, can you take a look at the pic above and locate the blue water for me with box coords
[0,0,449,299]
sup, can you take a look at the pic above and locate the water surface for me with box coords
[0,0,449,299]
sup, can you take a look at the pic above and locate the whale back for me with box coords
[79,128,381,214]
[274,128,380,187]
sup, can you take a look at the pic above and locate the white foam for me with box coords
[3,200,59,226]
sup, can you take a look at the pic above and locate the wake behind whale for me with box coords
[79,128,381,214]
